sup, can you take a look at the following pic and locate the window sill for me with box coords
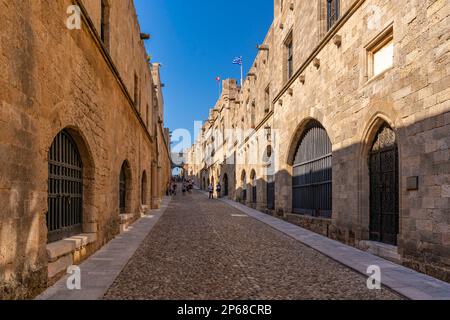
[365,66,393,86]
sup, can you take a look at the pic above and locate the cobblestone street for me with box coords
[103,190,402,300]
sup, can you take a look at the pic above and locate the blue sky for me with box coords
[134,0,274,149]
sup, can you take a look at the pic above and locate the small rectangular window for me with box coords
[100,0,110,48]
[146,104,150,127]
[285,34,294,80]
[327,0,340,31]
[134,73,140,110]
[367,27,394,79]
[373,40,393,76]
[265,86,271,113]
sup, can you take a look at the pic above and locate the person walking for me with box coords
[172,183,177,196]
[208,183,214,199]
[182,183,187,195]
[216,182,222,198]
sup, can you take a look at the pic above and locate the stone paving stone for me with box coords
[218,195,450,300]
[104,191,402,300]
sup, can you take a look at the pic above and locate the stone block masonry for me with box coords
[0,0,171,299]
[186,0,450,283]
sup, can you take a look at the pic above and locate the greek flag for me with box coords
[232,56,243,65]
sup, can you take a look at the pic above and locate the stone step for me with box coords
[358,240,402,264]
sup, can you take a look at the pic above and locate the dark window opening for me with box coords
[327,0,340,30]
[134,73,140,111]
[265,86,271,113]
[100,0,110,48]
[141,171,148,205]
[119,163,127,213]
[286,35,294,79]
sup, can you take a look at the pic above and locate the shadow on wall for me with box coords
[207,111,450,283]
[1,109,449,298]
[0,0,43,300]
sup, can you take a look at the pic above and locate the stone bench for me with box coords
[46,233,97,281]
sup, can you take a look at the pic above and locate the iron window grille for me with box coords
[292,121,332,218]
[47,130,83,242]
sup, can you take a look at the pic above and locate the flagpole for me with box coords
[240,58,244,88]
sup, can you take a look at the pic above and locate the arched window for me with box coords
[369,124,399,245]
[47,130,83,242]
[141,171,148,205]
[292,121,332,218]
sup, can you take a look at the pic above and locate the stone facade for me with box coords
[0,0,171,299]
[186,0,450,282]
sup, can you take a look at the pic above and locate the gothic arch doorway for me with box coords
[141,171,148,205]
[241,170,247,202]
[369,124,399,245]
[264,145,275,210]
[250,170,257,204]
[223,174,229,196]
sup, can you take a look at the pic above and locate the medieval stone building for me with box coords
[186,0,450,282]
[0,0,171,299]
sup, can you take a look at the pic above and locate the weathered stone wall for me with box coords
[187,0,450,282]
[0,0,169,299]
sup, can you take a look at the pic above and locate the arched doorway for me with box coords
[250,170,257,204]
[141,171,148,205]
[223,174,229,196]
[119,161,131,213]
[241,170,247,202]
[264,145,275,210]
[292,121,332,218]
[47,130,83,242]
[369,124,399,245]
